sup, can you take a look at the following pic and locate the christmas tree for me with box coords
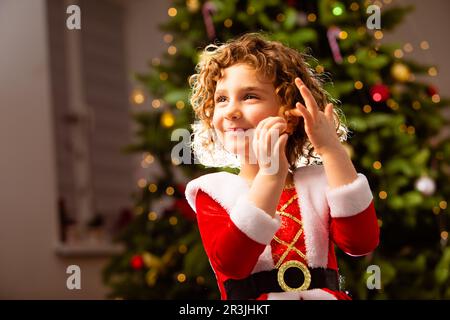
[103,0,450,299]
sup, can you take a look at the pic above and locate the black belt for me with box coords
[224,263,340,300]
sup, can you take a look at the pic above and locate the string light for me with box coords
[176,100,185,109]
[339,31,348,40]
[152,58,160,66]
[431,94,440,103]
[149,184,158,193]
[412,101,421,110]
[420,41,430,50]
[379,191,387,199]
[172,157,181,166]
[131,89,145,105]
[137,178,147,188]
[428,67,437,76]
[148,211,157,221]
[407,126,415,135]
[177,273,186,283]
[166,186,175,196]
[433,206,440,215]
[307,13,316,22]
[373,161,382,170]
[168,7,177,17]
[439,201,447,210]
[135,206,144,215]
[374,31,383,40]
[163,34,173,43]
[350,2,359,11]
[394,49,404,58]
[363,105,372,113]
[357,26,366,35]
[169,216,178,225]
[168,45,177,55]
[196,276,205,285]
[152,99,161,109]
[441,231,449,241]
[144,153,154,164]
[354,81,363,90]
[276,13,285,22]
[347,55,357,64]
[387,99,399,110]
[159,72,168,81]
[178,244,188,254]
[403,43,413,52]
[332,3,344,16]
[224,19,232,28]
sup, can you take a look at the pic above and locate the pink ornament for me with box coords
[370,84,390,102]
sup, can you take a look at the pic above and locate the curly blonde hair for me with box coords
[188,32,347,169]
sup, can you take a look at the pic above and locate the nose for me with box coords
[224,101,242,120]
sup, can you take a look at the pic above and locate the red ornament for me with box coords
[130,255,144,270]
[427,85,438,97]
[370,84,390,102]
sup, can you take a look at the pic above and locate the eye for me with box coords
[244,94,258,100]
[215,96,226,103]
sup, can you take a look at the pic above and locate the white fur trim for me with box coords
[326,173,373,218]
[251,245,276,273]
[185,172,280,245]
[293,166,330,268]
[185,172,248,214]
[267,289,337,300]
[229,196,281,245]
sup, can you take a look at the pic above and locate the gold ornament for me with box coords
[161,111,175,128]
[186,0,199,12]
[391,63,410,82]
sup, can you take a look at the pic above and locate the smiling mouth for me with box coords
[225,128,250,132]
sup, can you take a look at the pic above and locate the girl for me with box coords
[185,33,379,300]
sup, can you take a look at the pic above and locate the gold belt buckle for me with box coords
[277,260,311,292]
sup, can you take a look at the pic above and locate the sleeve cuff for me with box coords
[326,173,373,218]
[229,196,281,245]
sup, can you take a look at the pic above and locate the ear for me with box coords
[278,105,296,135]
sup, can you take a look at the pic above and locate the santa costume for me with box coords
[185,165,379,300]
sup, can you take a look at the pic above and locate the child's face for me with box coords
[212,63,282,156]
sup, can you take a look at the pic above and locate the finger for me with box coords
[324,103,334,124]
[255,117,271,142]
[289,102,313,125]
[295,78,319,120]
[273,133,288,159]
[266,123,286,155]
[261,117,285,144]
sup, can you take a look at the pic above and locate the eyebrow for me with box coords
[214,86,265,96]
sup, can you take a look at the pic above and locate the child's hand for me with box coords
[252,116,289,176]
[285,77,341,156]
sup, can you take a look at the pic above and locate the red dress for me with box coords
[185,166,379,299]
[188,168,380,300]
